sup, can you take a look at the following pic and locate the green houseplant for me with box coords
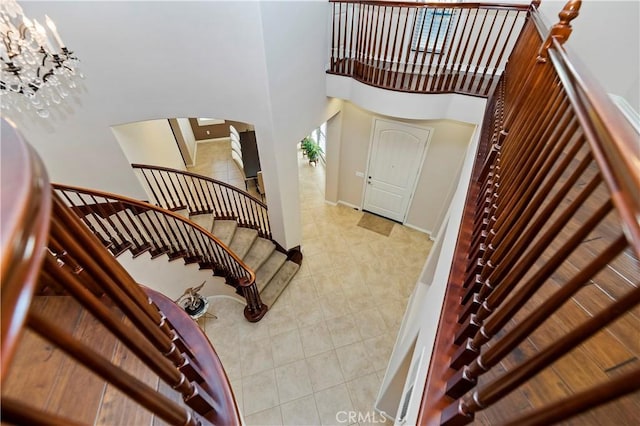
[305,140,323,166]
[301,137,314,157]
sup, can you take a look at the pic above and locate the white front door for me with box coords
[363,120,431,222]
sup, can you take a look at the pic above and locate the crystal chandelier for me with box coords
[0,0,83,118]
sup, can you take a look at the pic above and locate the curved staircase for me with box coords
[54,182,301,322]
[183,213,300,308]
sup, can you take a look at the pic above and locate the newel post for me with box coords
[537,0,581,61]
[238,277,268,322]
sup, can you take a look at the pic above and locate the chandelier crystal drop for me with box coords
[0,0,83,118]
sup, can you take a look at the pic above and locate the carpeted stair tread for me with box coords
[256,251,287,292]
[229,228,259,259]
[173,208,190,219]
[212,220,238,246]
[243,237,276,271]
[189,213,214,233]
[260,261,300,307]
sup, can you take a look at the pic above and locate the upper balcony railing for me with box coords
[328,0,531,97]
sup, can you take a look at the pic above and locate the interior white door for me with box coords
[363,120,430,222]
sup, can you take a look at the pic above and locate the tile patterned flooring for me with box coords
[191,140,433,425]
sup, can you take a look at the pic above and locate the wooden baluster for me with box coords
[330,2,336,70]
[483,11,538,95]
[119,207,153,256]
[199,176,215,214]
[421,7,446,92]
[191,176,208,214]
[86,194,133,254]
[462,121,583,306]
[376,5,389,86]
[27,312,201,426]
[149,169,172,209]
[465,8,498,93]
[346,2,355,75]
[386,5,402,88]
[460,146,592,322]
[467,69,558,252]
[41,255,216,412]
[437,7,464,92]
[48,239,105,297]
[354,2,365,78]
[463,90,569,290]
[481,10,518,96]
[399,7,417,89]
[177,173,198,213]
[407,7,427,90]
[164,170,185,210]
[51,195,197,367]
[430,7,454,91]
[138,209,172,258]
[139,168,163,207]
[459,8,489,91]
[100,195,146,253]
[415,7,435,91]
[447,234,626,397]
[58,190,110,247]
[454,172,604,346]
[207,180,224,218]
[366,4,380,84]
[337,1,343,73]
[441,266,639,426]
[447,8,477,91]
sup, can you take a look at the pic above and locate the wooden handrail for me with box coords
[0,120,52,380]
[131,163,272,240]
[52,183,268,322]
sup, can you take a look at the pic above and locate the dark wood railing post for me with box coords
[238,277,268,322]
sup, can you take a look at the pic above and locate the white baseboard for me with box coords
[404,222,431,236]
[324,199,338,206]
[337,200,361,210]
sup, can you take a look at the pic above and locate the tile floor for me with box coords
[191,139,433,425]
[188,139,262,200]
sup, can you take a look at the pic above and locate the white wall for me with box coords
[537,0,640,112]
[253,1,334,249]
[10,1,335,250]
[335,102,477,233]
[12,1,274,201]
[112,119,185,171]
[176,118,197,164]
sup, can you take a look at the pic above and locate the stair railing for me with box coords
[328,0,531,96]
[53,183,268,322]
[1,120,242,425]
[132,163,272,240]
[413,1,640,425]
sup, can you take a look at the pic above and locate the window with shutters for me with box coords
[411,3,456,53]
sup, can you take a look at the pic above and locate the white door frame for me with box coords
[360,118,433,223]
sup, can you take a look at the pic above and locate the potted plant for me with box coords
[301,137,314,156]
[306,140,323,166]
